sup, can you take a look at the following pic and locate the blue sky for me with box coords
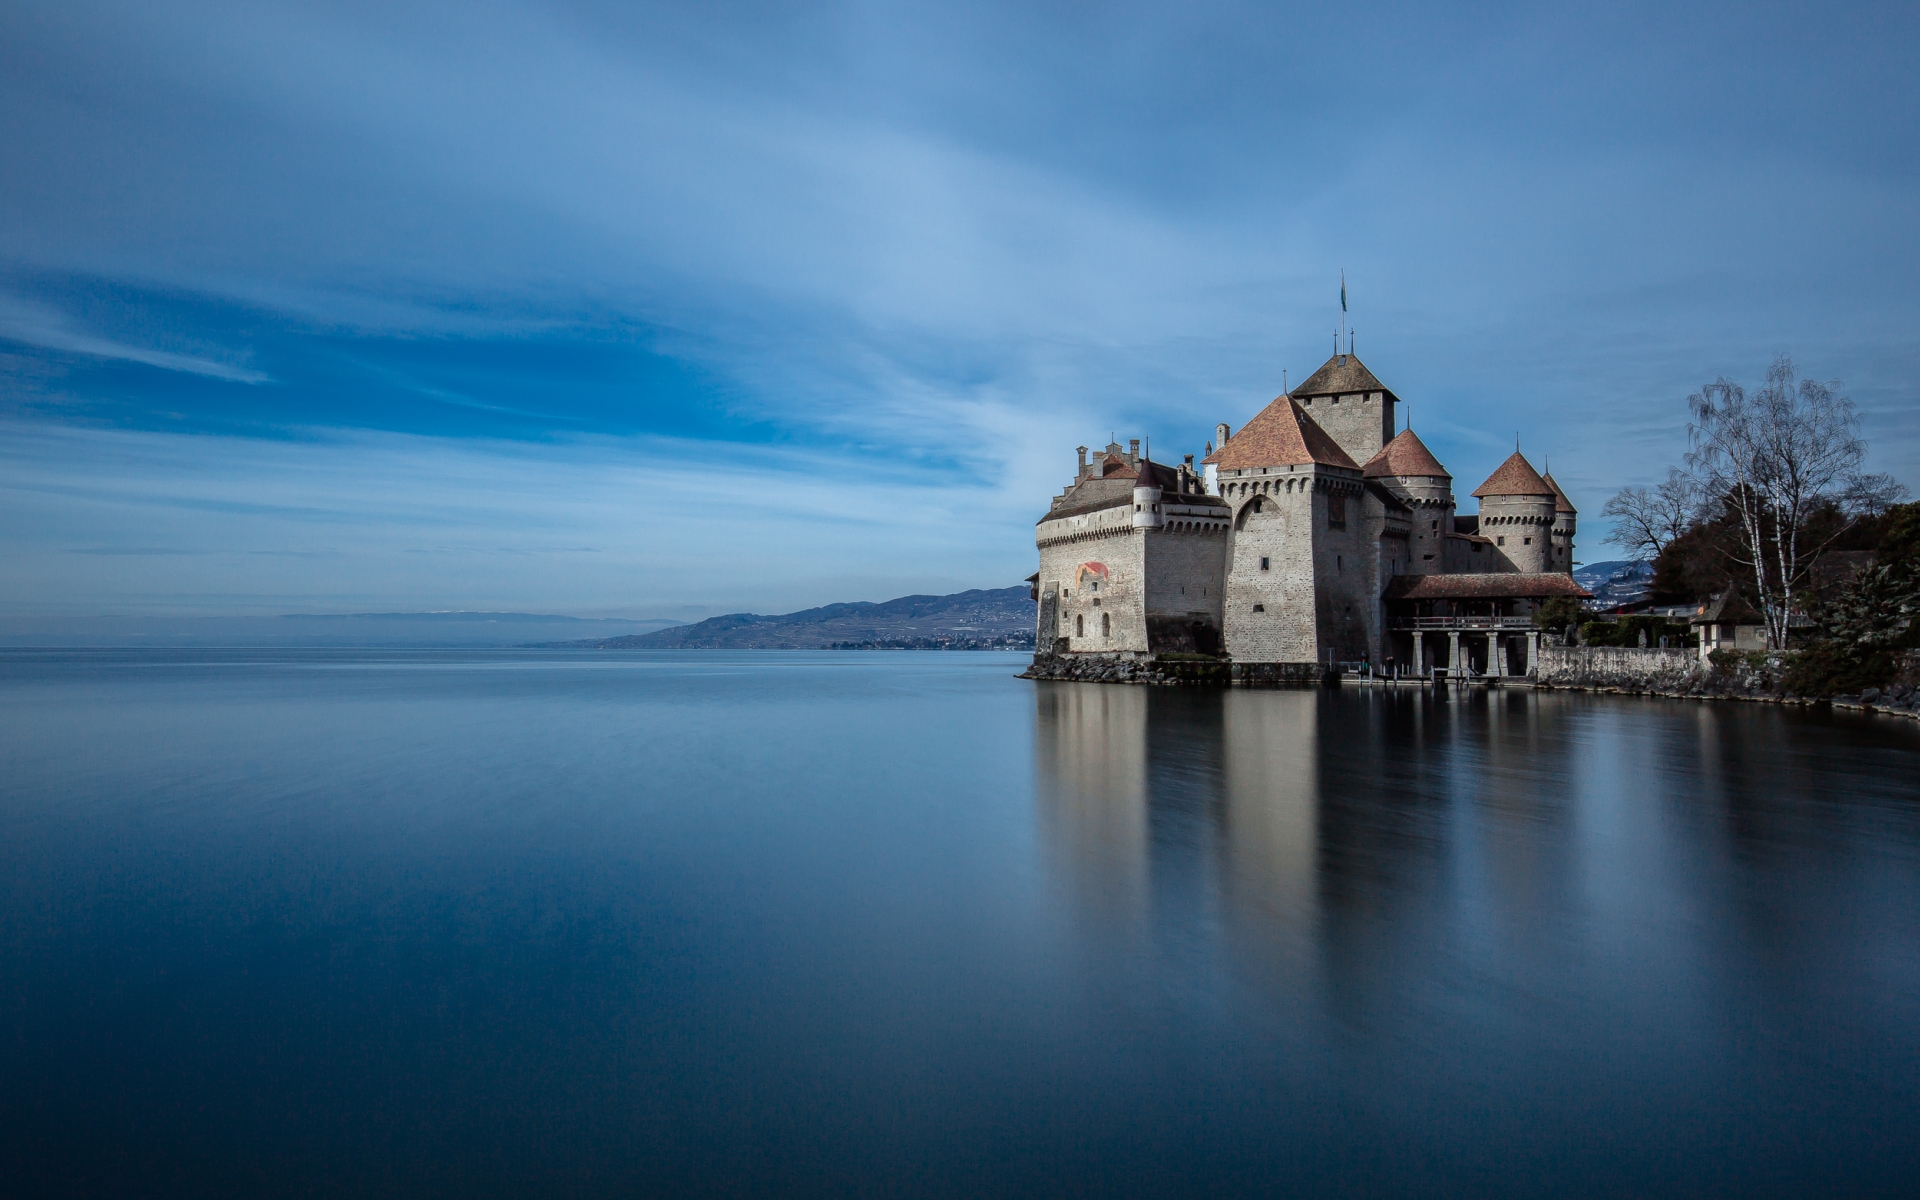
[3,0,1917,618]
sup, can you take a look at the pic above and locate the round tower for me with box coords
[1132,462,1164,530]
[1471,452,1557,574]
[1362,429,1454,576]
[1542,472,1578,575]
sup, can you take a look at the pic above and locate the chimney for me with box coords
[1076,445,1088,477]
[1215,423,1230,449]
[1128,439,1140,464]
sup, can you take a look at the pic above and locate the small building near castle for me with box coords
[1031,351,1590,677]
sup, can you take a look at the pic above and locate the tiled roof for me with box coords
[1688,591,1763,625]
[1542,472,1577,514]
[1383,572,1591,601]
[1201,396,1359,470]
[1470,452,1556,499]
[1291,353,1396,400]
[1363,428,1450,479]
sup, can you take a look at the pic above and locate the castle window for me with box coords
[1100,612,1110,638]
[1260,557,1270,571]
[1252,604,1265,612]
[1497,536,1505,546]
[1075,615,1084,637]
[1336,555,1342,571]
[1523,537,1531,545]
[1327,491,1346,530]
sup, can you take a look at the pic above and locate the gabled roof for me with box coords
[1201,396,1359,471]
[1363,428,1450,479]
[1471,452,1556,499]
[1542,472,1576,514]
[1383,573,1591,601]
[1098,453,1135,480]
[1132,459,1183,491]
[1688,591,1763,625]
[1291,353,1397,401]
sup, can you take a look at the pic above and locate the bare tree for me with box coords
[1602,468,1701,560]
[1842,472,1913,518]
[1686,355,1864,650]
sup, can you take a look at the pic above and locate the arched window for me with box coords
[1101,612,1111,638]
[1075,614,1084,637]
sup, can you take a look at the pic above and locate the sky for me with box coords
[2,0,1917,619]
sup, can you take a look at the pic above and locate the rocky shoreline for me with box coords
[1019,648,1920,721]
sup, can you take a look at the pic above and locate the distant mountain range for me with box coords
[1573,559,1655,609]
[541,587,1037,650]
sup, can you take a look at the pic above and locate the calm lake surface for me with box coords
[3,649,1918,1197]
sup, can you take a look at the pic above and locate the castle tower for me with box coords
[1132,460,1164,530]
[1471,453,1557,574]
[1362,428,1453,577]
[1285,352,1399,471]
[1542,472,1577,575]
[1205,395,1373,663]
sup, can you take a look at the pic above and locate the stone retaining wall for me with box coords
[1534,645,1700,692]
[1019,653,1324,686]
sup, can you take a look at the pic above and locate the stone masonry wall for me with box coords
[1143,523,1228,653]
[1037,508,1145,653]
[1294,390,1392,469]
[1223,475,1318,662]
[1534,646,1699,691]
[1316,478,1379,662]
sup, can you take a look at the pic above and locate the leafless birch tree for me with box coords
[1686,355,1864,650]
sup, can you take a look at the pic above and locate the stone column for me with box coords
[1411,631,1424,679]
[1526,631,1538,676]
[1485,633,1503,678]
[1447,631,1460,680]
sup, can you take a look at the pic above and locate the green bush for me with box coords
[1782,644,1895,697]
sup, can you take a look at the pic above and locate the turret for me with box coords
[1362,428,1454,576]
[1471,452,1557,574]
[1542,471,1578,575]
[1132,460,1165,530]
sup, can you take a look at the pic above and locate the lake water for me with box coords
[3,649,1918,1197]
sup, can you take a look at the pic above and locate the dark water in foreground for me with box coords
[3,650,1918,1197]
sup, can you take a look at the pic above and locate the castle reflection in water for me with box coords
[1024,682,1918,1023]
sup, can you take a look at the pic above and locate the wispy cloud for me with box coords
[0,295,270,383]
[1,0,1916,611]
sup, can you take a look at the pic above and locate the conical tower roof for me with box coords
[1363,428,1450,479]
[1542,472,1577,514]
[1290,352,1398,402]
[1201,396,1358,471]
[1471,452,1556,499]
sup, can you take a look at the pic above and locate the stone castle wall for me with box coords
[1143,523,1228,653]
[1316,481,1381,661]
[1036,507,1145,653]
[1293,390,1391,468]
[1223,478,1320,662]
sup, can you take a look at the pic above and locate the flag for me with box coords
[1340,272,1347,313]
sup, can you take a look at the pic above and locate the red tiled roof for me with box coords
[1291,353,1396,401]
[1470,452,1556,499]
[1201,397,1359,470]
[1383,572,1591,600]
[1363,428,1450,479]
[1542,472,1576,514]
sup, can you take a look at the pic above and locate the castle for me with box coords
[1030,351,1589,676]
